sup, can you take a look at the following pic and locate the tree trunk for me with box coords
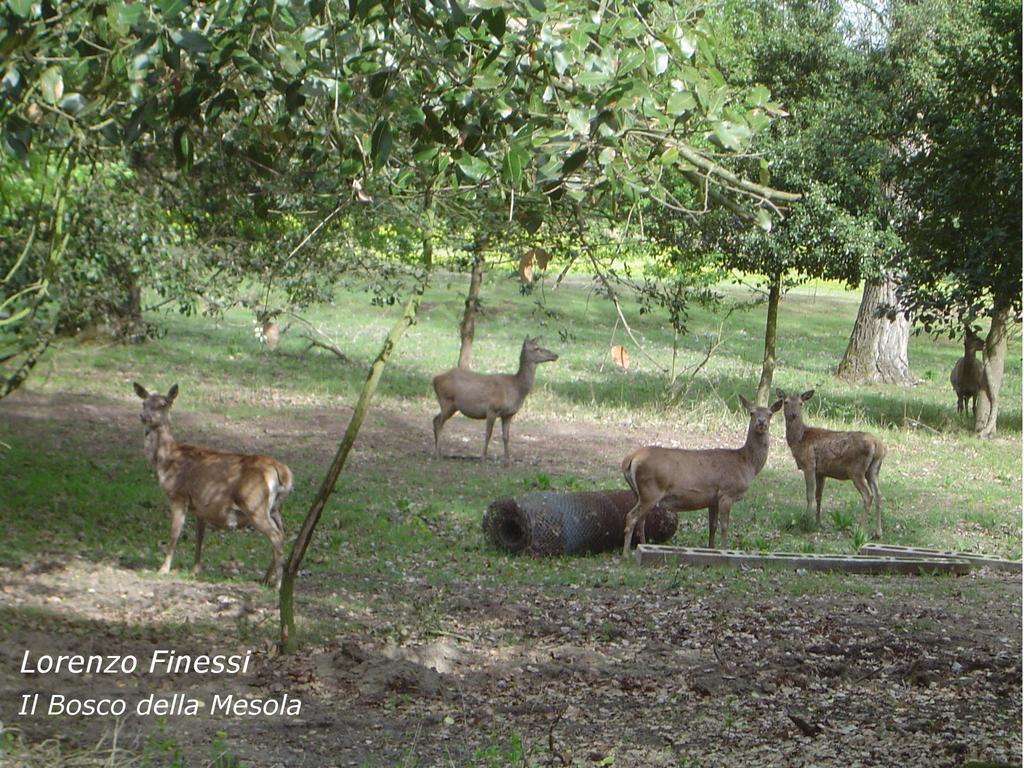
[279,203,434,653]
[837,274,913,384]
[974,303,1011,439]
[457,248,485,368]
[755,273,781,406]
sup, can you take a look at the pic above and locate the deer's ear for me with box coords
[167,384,179,403]
[801,389,815,402]
[738,394,754,413]
[770,397,784,413]
[133,382,148,399]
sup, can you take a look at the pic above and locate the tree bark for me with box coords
[974,302,1011,438]
[279,202,434,652]
[837,274,913,385]
[755,272,781,406]
[457,247,485,368]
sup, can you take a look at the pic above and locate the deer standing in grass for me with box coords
[620,394,783,559]
[134,383,292,588]
[432,337,558,464]
[951,330,986,416]
[777,389,885,539]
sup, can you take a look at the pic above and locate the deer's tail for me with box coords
[622,451,640,497]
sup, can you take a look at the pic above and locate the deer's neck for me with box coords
[966,347,982,369]
[784,416,806,448]
[144,424,177,469]
[740,422,770,473]
[515,355,537,395]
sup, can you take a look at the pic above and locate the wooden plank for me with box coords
[634,545,973,575]
[858,543,1022,573]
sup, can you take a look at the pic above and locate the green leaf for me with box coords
[58,93,87,116]
[337,158,362,176]
[660,147,679,166]
[413,146,438,164]
[117,2,145,29]
[755,208,772,233]
[170,30,212,54]
[745,85,771,108]
[482,8,506,38]
[666,91,695,116]
[172,126,193,171]
[371,119,392,168]
[501,148,523,187]
[39,67,63,105]
[169,87,202,119]
[567,108,590,136]
[3,132,28,161]
[561,148,588,176]
[646,41,669,76]
[368,68,392,99]
[6,0,33,18]
[154,0,187,17]
[456,153,490,181]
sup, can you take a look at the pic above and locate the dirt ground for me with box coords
[1,391,1021,767]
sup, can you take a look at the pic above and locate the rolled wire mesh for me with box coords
[483,489,678,556]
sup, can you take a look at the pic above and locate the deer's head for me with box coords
[965,331,985,354]
[739,393,783,435]
[522,337,559,364]
[776,388,814,427]
[134,382,178,428]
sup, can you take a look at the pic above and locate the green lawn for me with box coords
[3,269,1020,578]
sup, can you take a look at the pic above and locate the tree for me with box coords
[837,274,913,384]
[682,0,906,403]
[888,0,1022,435]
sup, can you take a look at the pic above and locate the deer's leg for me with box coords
[191,519,206,575]
[707,501,719,548]
[804,469,818,526]
[482,412,496,461]
[851,473,874,534]
[500,415,512,465]
[433,402,457,458]
[622,501,652,559]
[956,394,964,414]
[815,474,825,523]
[269,490,286,535]
[250,511,285,589]
[159,501,187,575]
[717,498,733,549]
[867,462,883,539]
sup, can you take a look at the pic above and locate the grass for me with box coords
[2,268,1021,589]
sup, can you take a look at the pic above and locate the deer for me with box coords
[432,337,558,464]
[776,389,885,539]
[951,330,986,416]
[133,383,292,589]
[620,394,783,559]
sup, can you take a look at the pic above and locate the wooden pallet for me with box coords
[858,543,1022,573]
[634,544,973,575]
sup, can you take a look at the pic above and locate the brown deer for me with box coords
[620,394,783,559]
[133,383,292,588]
[951,330,986,416]
[432,337,558,464]
[777,389,885,539]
